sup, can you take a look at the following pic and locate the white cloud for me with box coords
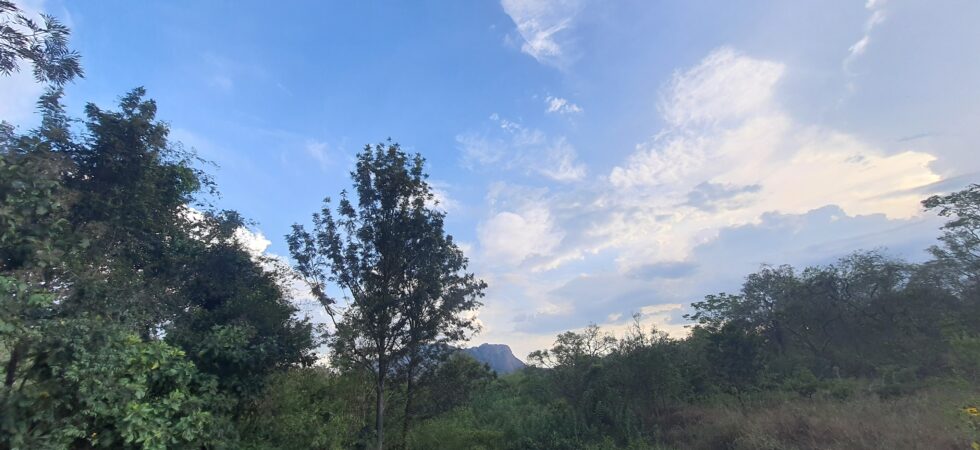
[639,303,683,316]
[603,48,940,270]
[500,0,585,67]
[459,114,586,182]
[613,47,937,211]
[233,227,272,257]
[845,0,887,70]
[545,96,583,115]
[659,47,784,127]
[478,205,563,267]
[467,47,947,355]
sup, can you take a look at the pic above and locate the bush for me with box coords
[407,409,504,450]
[237,368,367,449]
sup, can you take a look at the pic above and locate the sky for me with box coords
[3,0,980,359]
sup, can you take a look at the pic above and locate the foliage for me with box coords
[412,352,496,419]
[0,0,82,84]
[1,312,223,449]
[238,368,369,450]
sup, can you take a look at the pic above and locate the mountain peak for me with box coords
[463,343,526,375]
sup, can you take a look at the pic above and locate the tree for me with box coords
[0,0,82,85]
[923,184,980,293]
[2,85,317,446]
[288,141,485,449]
[164,229,317,402]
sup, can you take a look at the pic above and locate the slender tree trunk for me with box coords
[376,370,385,450]
[4,340,23,388]
[401,356,417,449]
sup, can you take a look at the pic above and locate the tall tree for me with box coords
[288,141,485,449]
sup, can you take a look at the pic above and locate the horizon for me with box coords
[4,0,979,360]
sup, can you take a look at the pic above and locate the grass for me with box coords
[659,380,979,449]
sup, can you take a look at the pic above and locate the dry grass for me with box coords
[660,384,978,449]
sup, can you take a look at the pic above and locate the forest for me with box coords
[2,2,979,449]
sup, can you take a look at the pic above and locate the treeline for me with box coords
[2,3,980,448]
[393,208,980,448]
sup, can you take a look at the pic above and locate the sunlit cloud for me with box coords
[470,46,946,357]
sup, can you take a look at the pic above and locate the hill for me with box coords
[463,343,526,375]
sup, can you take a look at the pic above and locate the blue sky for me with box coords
[3,0,980,358]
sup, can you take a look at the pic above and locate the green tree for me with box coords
[53,88,314,395]
[2,86,316,446]
[288,141,485,449]
[164,212,316,402]
[923,184,980,293]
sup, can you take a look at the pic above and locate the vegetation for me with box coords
[2,4,979,449]
[0,0,82,84]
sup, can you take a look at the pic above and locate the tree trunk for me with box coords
[401,357,417,449]
[4,340,23,388]
[376,371,385,450]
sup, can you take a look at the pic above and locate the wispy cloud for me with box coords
[304,140,331,170]
[457,133,506,169]
[844,0,887,73]
[500,0,586,68]
[457,114,587,182]
[545,96,582,115]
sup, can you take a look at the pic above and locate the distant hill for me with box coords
[463,343,526,375]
